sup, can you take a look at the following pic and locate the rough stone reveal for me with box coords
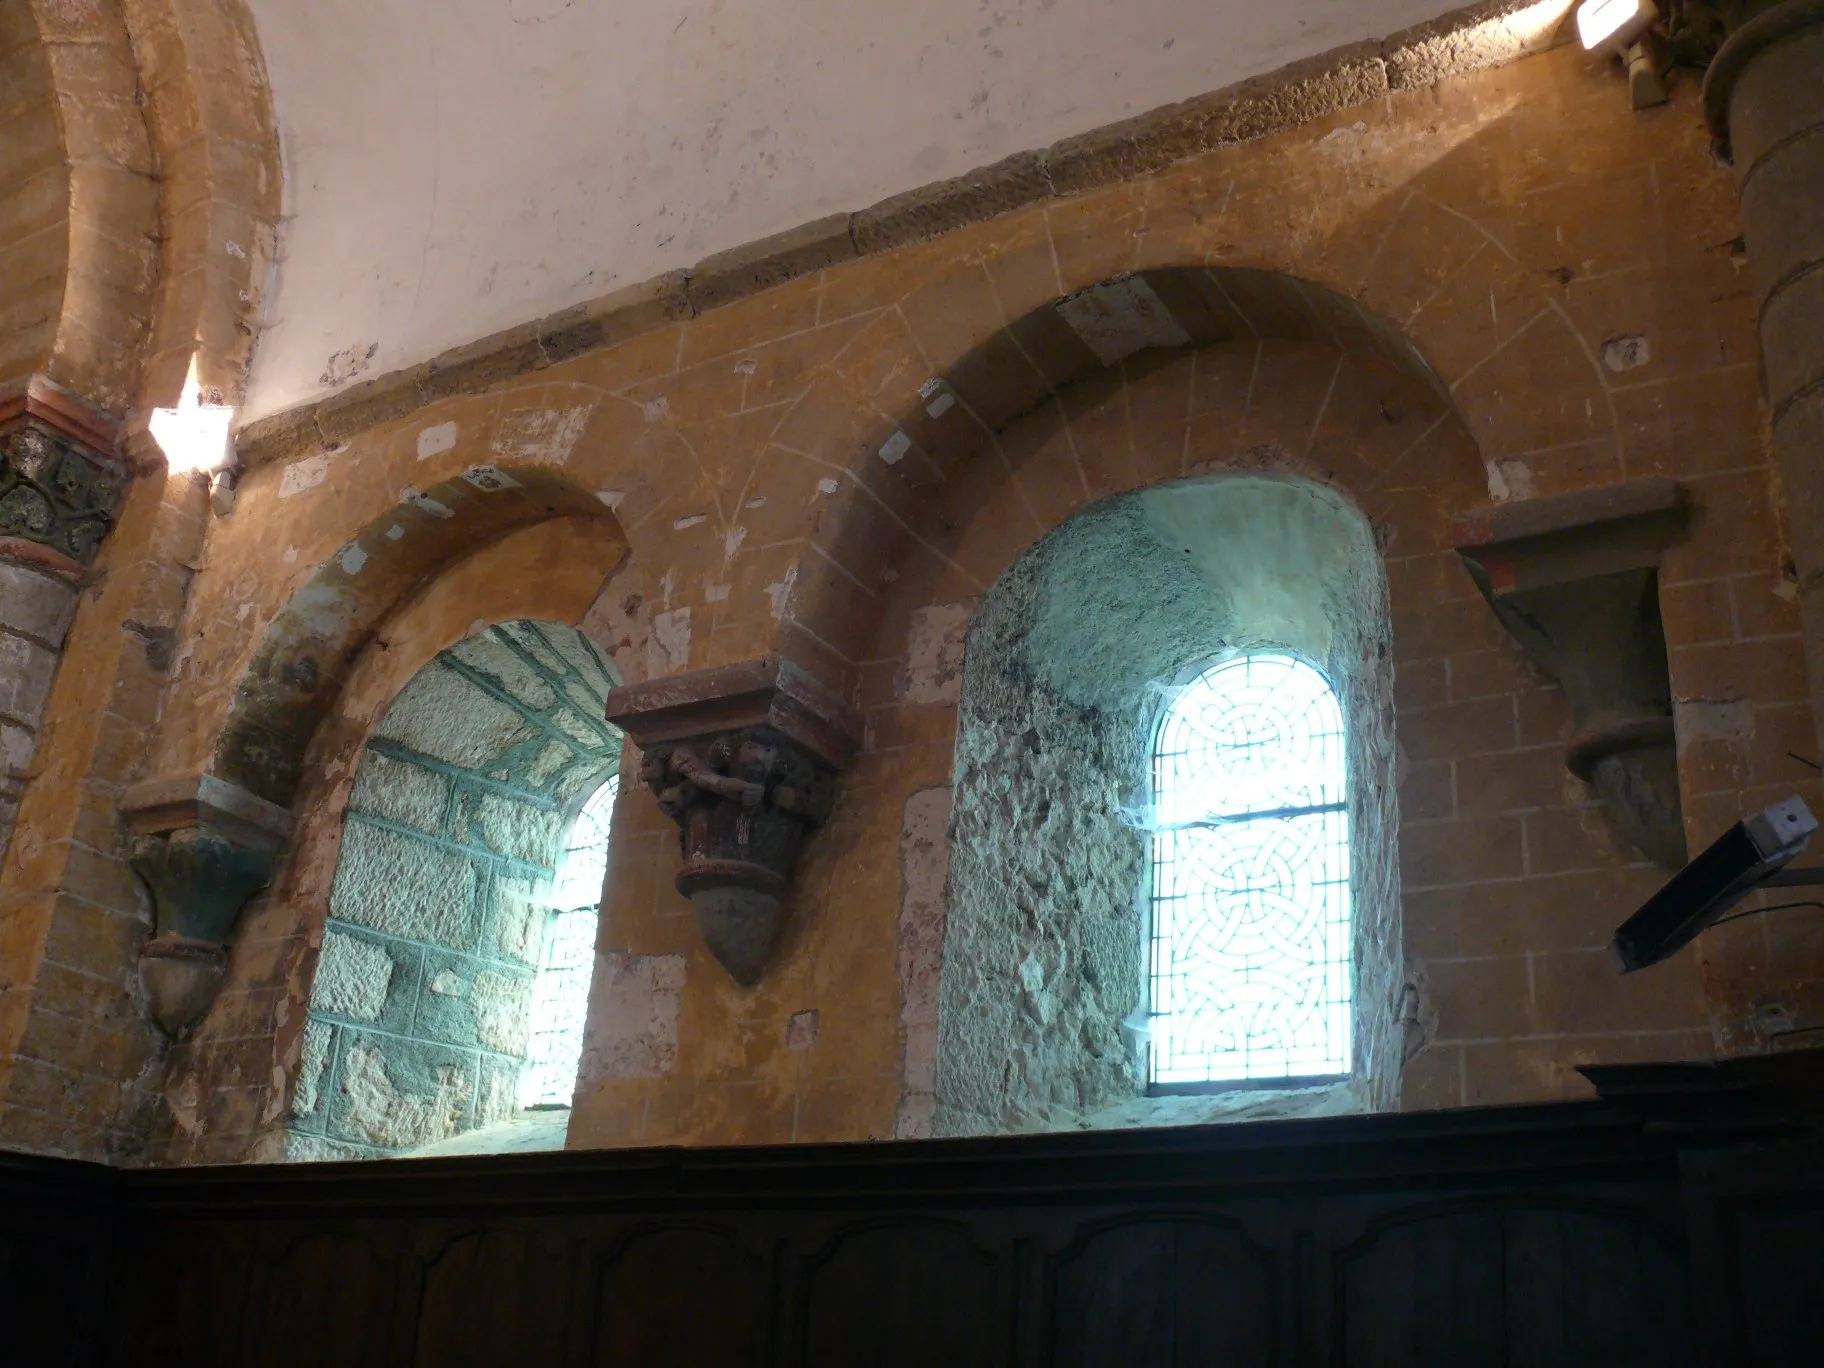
[287,621,621,1160]
[936,474,1401,1135]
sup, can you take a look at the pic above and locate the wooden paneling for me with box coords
[3,1084,1821,1366]
[586,1225,768,1367]
[1337,1205,1692,1368]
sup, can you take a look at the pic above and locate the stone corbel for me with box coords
[121,774,294,1037]
[604,656,864,986]
[1453,477,1691,869]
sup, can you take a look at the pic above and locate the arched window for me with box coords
[518,773,619,1108]
[1148,653,1351,1090]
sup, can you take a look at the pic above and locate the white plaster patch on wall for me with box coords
[919,377,957,418]
[723,524,747,562]
[416,421,458,459]
[765,566,798,621]
[744,496,766,510]
[705,584,729,602]
[1485,458,1537,503]
[279,452,331,498]
[815,478,840,496]
[597,488,626,509]
[462,464,521,491]
[579,952,686,1078]
[642,396,670,422]
[338,544,369,575]
[647,607,691,676]
[319,341,377,387]
[878,430,912,466]
[1602,335,1652,373]
[896,785,953,1140]
[672,513,707,530]
[385,524,406,541]
[493,405,593,464]
[1056,274,1192,367]
[900,600,976,705]
[401,485,456,518]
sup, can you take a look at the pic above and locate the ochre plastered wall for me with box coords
[0,0,281,1158]
[6,36,1818,1161]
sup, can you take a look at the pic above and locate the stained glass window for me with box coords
[1147,654,1351,1088]
[518,773,618,1108]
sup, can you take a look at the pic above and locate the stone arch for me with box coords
[159,494,631,1164]
[775,266,1480,671]
[5,0,160,415]
[211,466,624,809]
[285,617,623,1161]
[123,0,283,416]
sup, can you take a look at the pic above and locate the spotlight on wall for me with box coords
[1576,0,1669,109]
[1611,797,1824,973]
[148,354,235,478]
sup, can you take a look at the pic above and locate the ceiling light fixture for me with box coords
[148,354,235,478]
[1577,0,1669,108]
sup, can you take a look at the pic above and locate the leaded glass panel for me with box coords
[1147,654,1352,1087]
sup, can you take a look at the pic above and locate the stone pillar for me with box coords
[0,377,125,862]
[1705,2,1824,754]
[605,656,863,986]
[120,775,293,1037]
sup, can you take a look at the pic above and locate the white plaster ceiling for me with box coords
[240,0,1463,421]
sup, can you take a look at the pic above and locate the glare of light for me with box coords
[148,355,234,475]
[1501,0,1580,47]
[1577,0,1656,49]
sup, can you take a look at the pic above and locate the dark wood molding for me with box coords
[4,1054,1823,1365]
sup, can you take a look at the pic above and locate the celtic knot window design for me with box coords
[1147,654,1351,1089]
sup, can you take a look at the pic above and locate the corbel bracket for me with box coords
[604,656,863,986]
[1453,477,1691,869]
[121,774,293,1036]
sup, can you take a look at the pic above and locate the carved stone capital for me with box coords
[1454,478,1691,869]
[605,657,863,985]
[0,376,126,570]
[121,774,293,1036]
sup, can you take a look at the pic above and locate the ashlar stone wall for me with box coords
[286,620,620,1160]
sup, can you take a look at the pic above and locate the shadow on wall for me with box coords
[935,473,1400,1136]
[286,619,621,1161]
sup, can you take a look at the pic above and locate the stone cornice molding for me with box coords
[234,0,1576,470]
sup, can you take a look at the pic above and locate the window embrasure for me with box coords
[518,773,619,1109]
[1146,653,1352,1092]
